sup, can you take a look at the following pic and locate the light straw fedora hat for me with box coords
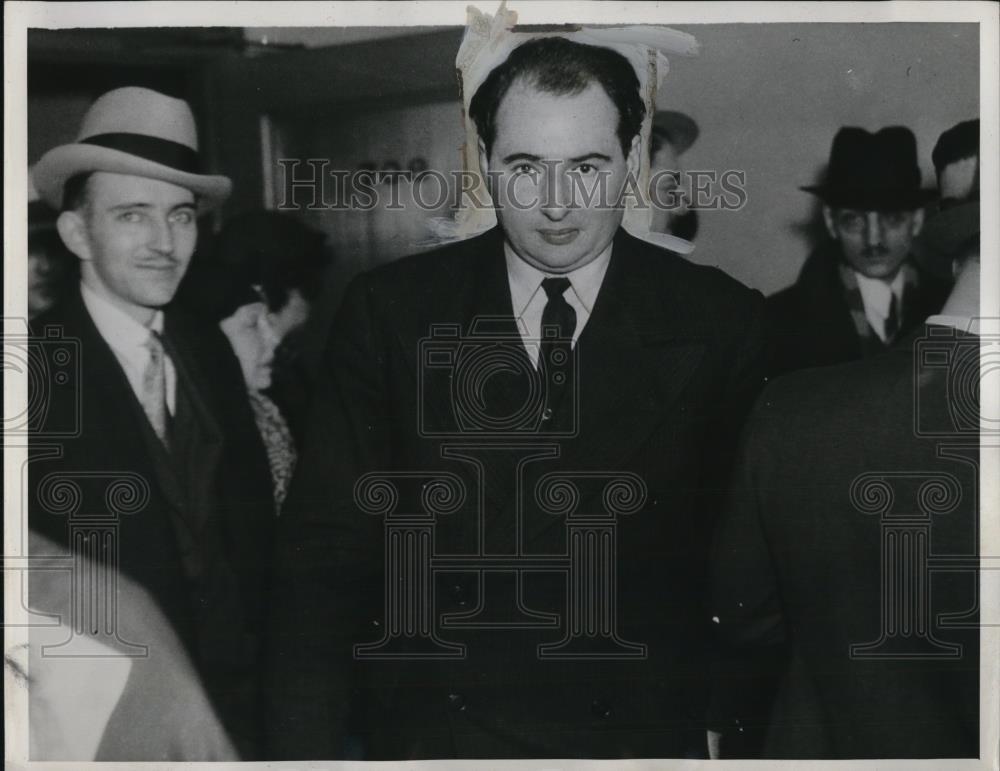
[33,87,231,212]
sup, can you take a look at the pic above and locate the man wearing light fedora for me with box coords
[29,87,275,759]
[766,125,951,377]
[708,119,980,759]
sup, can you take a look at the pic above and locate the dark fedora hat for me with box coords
[651,110,699,156]
[801,125,933,211]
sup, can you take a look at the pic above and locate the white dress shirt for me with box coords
[504,242,612,368]
[855,268,909,343]
[80,281,176,415]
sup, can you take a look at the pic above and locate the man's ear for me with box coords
[821,206,839,240]
[477,137,492,194]
[910,207,925,236]
[56,210,91,262]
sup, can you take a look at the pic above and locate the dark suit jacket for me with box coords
[766,243,951,377]
[269,227,766,759]
[28,288,275,758]
[710,324,979,758]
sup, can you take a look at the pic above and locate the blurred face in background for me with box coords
[648,138,684,235]
[823,206,923,281]
[28,235,73,318]
[219,288,311,391]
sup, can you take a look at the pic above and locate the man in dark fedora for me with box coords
[29,87,274,758]
[767,125,951,377]
[708,119,981,759]
[648,109,700,240]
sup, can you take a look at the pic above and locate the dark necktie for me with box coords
[540,277,577,407]
[884,292,899,343]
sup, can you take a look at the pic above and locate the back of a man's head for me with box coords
[469,36,645,157]
[932,119,979,204]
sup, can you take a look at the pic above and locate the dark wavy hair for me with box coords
[469,36,646,158]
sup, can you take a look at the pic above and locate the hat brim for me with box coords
[33,143,231,213]
[917,201,979,277]
[800,184,935,211]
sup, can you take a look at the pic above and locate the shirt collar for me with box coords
[80,280,164,352]
[853,264,912,319]
[504,240,613,317]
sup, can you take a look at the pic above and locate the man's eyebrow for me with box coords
[499,152,614,165]
[107,201,196,212]
[501,152,542,164]
[108,202,153,211]
[569,153,612,164]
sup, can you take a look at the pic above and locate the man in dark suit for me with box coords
[29,87,274,758]
[270,36,765,759]
[767,126,951,377]
[709,119,981,758]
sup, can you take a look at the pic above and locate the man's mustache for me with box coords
[862,245,890,259]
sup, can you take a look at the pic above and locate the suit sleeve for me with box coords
[691,287,768,599]
[266,272,389,759]
[707,391,788,757]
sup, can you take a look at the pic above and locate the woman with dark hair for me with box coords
[194,210,331,512]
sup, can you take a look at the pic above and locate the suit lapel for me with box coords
[518,232,706,546]
[798,246,866,360]
[163,315,224,450]
[394,230,707,548]
[65,291,187,509]
[162,312,226,533]
[395,231,535,522]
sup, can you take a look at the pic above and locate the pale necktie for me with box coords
[141,330,170,448]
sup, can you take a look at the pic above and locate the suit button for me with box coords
[447,692,467,712]
[590,699,612,719]
[541,407,553,421]
[449,582,467,607]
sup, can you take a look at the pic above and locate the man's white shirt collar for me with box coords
[81,280,164,348]
[504,242,612,367]
[80,281,175,413]
[855,268,908,342]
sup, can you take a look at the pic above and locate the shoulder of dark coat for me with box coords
[765,243,838,310]
[618,230,762,307]
[362,230,500,290]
